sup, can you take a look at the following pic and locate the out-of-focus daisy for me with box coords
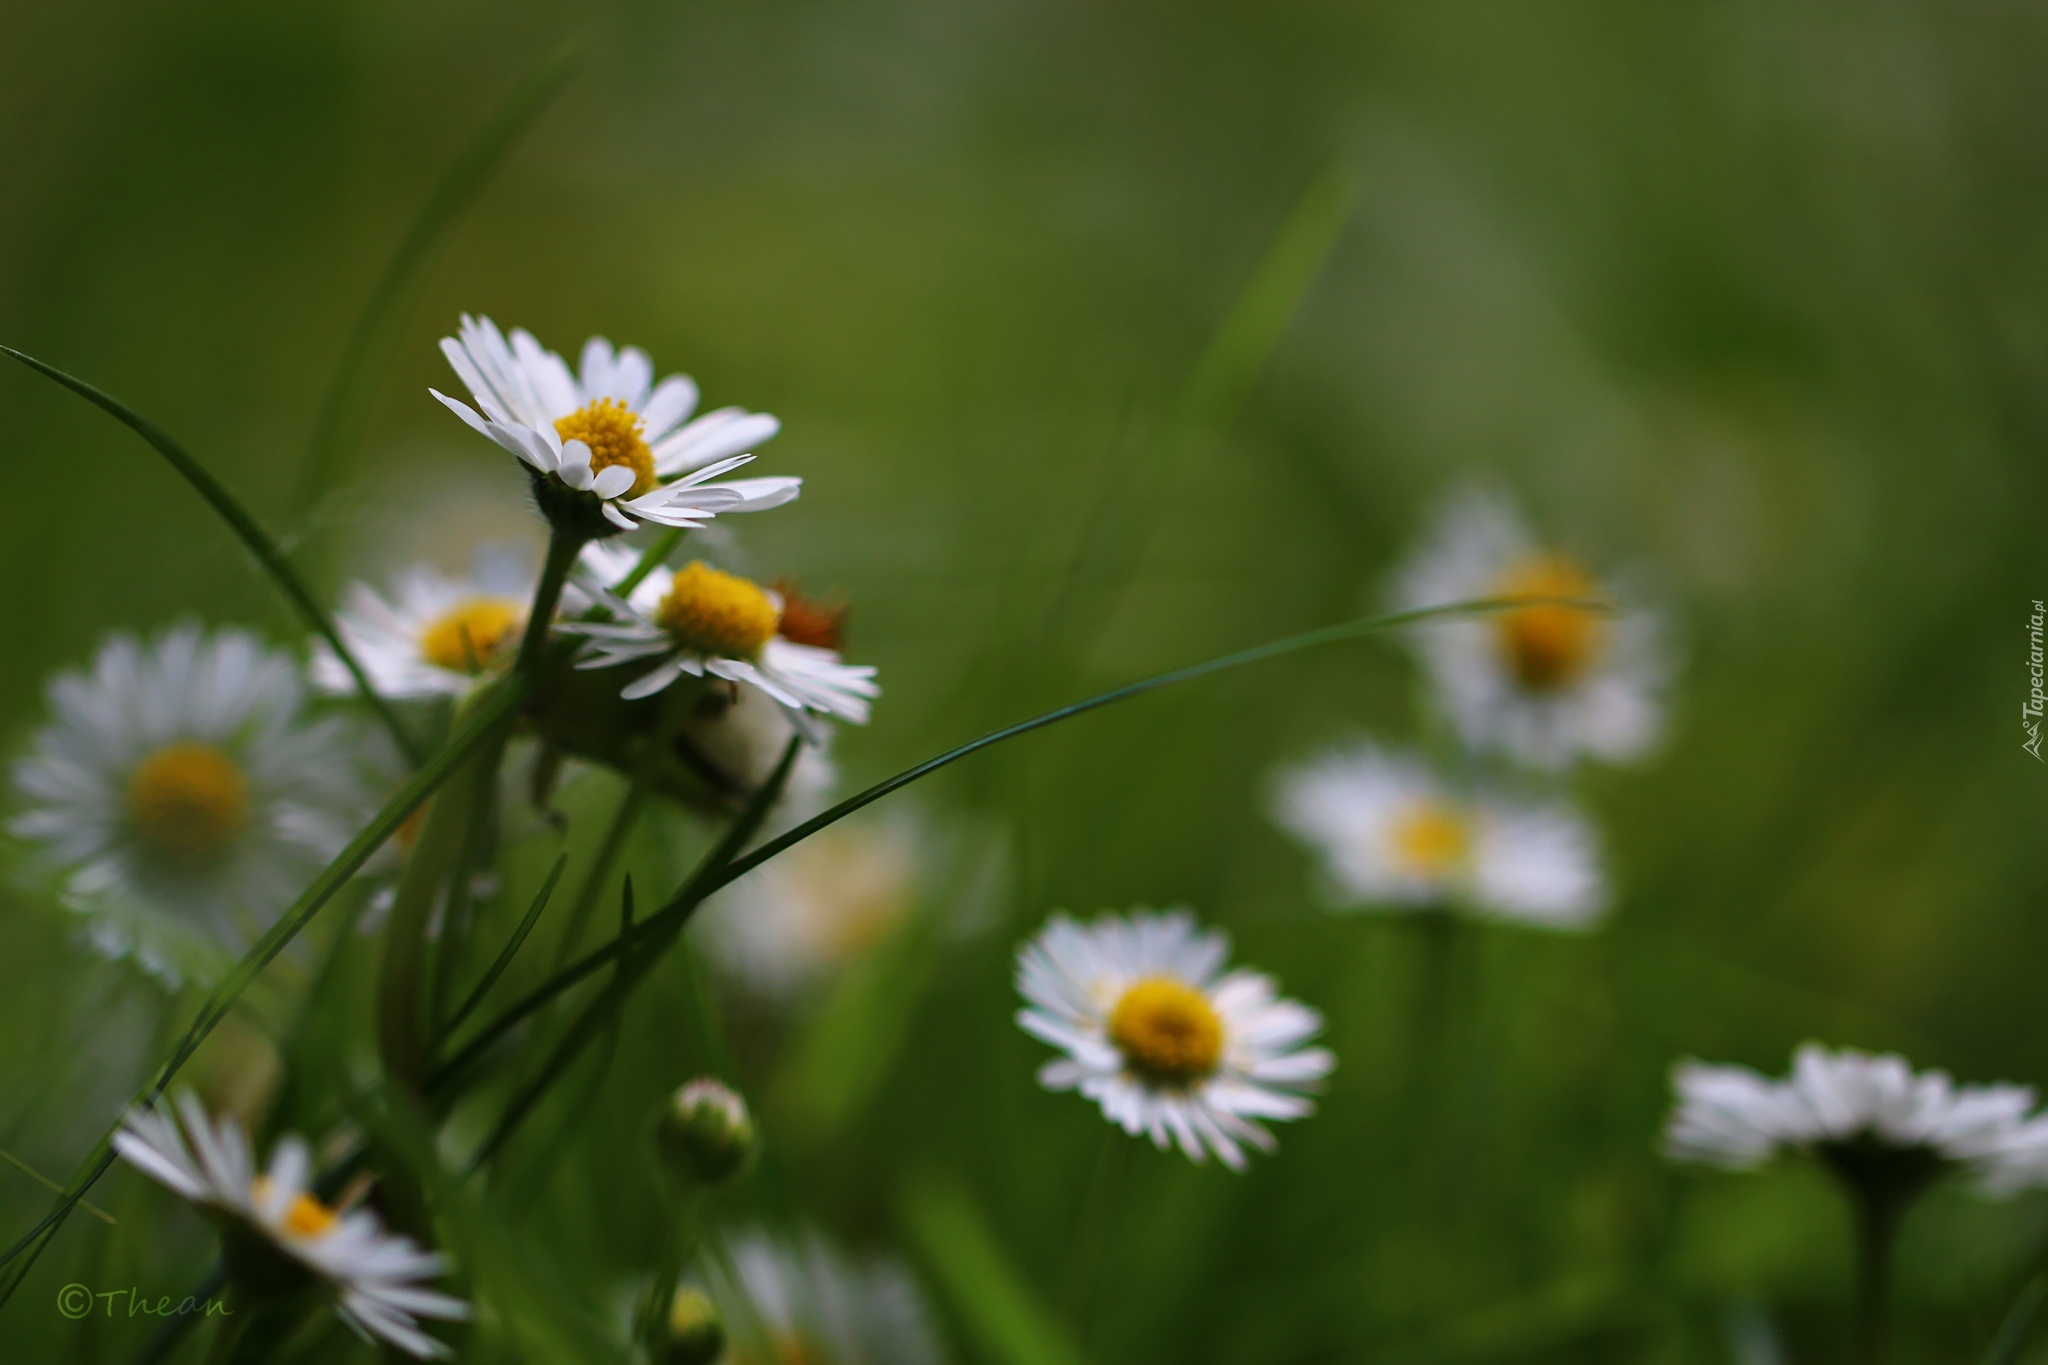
[1393,487,1668,770]
[704,810,923,999]
[1665,1043,2048,1196]
[564,545,878,733]
[311,545,533,700]
[10,627,364,985]
[433,315,798,537]
[1269,741,1606,930]
[1015,909,1334,1170]
[114,1094,468,1358]
[709,1227,947,1365]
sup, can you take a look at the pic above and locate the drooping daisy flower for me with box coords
[709,1227,947,1365]
[310,545,534,700]
[563,545,878,733]
[114,1094,469,1358]
[704,810,924,999]
[1393,487,1669,770]
[1015,909,1334,1170]
[1269,741,1606,930]
[10,627,365,985]
[432,315,798,537]
[1664,1044,2048,1196]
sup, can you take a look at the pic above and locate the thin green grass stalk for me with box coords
[291,40,582,511]
[0,1148,112,1225]
[551,679,691,966]
[437,854,569,1045]
[427,748,507,1035]
[454,741,801,1170]
[0,679,527,1294]
[1034,158,1357,658]
[430,594,1562,1128]
[902,1172,1087,1365]
[1059,1131,1128,1344]
[0,346,423,765]
[1981,1272,2048,1365]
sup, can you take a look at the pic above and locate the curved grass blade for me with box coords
[1178,157,1358,427]
[437,853,569,1044]
[437,594,1562,1090]
[1982,1272,2048,1365]
[293,39,583,510]
[901,1172,1086,1365]
[449,740,800,1162]
[0,345,422,765]
[0,677,527,1288]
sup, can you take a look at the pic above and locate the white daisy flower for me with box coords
[1015,909,1334,1170]
[310,545,534,700]
[1664,1044,2048,1196]
[563,545,878,734]
[1393,487,1669,770]
[114,1094,469,1358]
[432,315,798,537]
[710,1227,947,1365]
[1269,741,1606,930]
[10,627,365,986]
[704,810,923,999]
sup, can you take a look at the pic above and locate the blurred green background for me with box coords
[2,1,2046,1361]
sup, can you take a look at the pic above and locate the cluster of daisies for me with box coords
[1270,486,1667,932]
[7,317,887,1357]
[1004,491,1671,1170]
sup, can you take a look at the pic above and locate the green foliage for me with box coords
[0,3,2043,1363]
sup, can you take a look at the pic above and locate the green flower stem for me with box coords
[635,1188,706,1352]
[1060,1129,1128,1342]
[517,531,585,677]
[615,527,684,598]
[1853,1185,1909,1365]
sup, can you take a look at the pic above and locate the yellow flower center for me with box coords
[249,1177,340,1241]
[1491,554,1607,692]
[125,743,249,862]
[555,397,657,498]
[1391,799,1471,880]
[1107,977,1224,1085]
[418,597,524,675]
[656,562,782,659]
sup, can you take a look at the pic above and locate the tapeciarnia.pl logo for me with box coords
[2026,599,2045,762]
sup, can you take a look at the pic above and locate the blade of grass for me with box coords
[293,39,583,510]
[0,1148,111,1225]
[437,593,1570,1094]
[1981,1272,2048,1365]
[438,854,569,1044]
[1179,157,1358,427]
[0,675,528,1288]
[450,741,801,1165]
[901,1171,1086,1365]
[0,345,422,765]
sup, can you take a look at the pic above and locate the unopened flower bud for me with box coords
[655,1079,756,1187]
[655,1285,725,1365]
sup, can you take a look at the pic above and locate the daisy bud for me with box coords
[656,1079,757,1187]
[654,1286,725,1365]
